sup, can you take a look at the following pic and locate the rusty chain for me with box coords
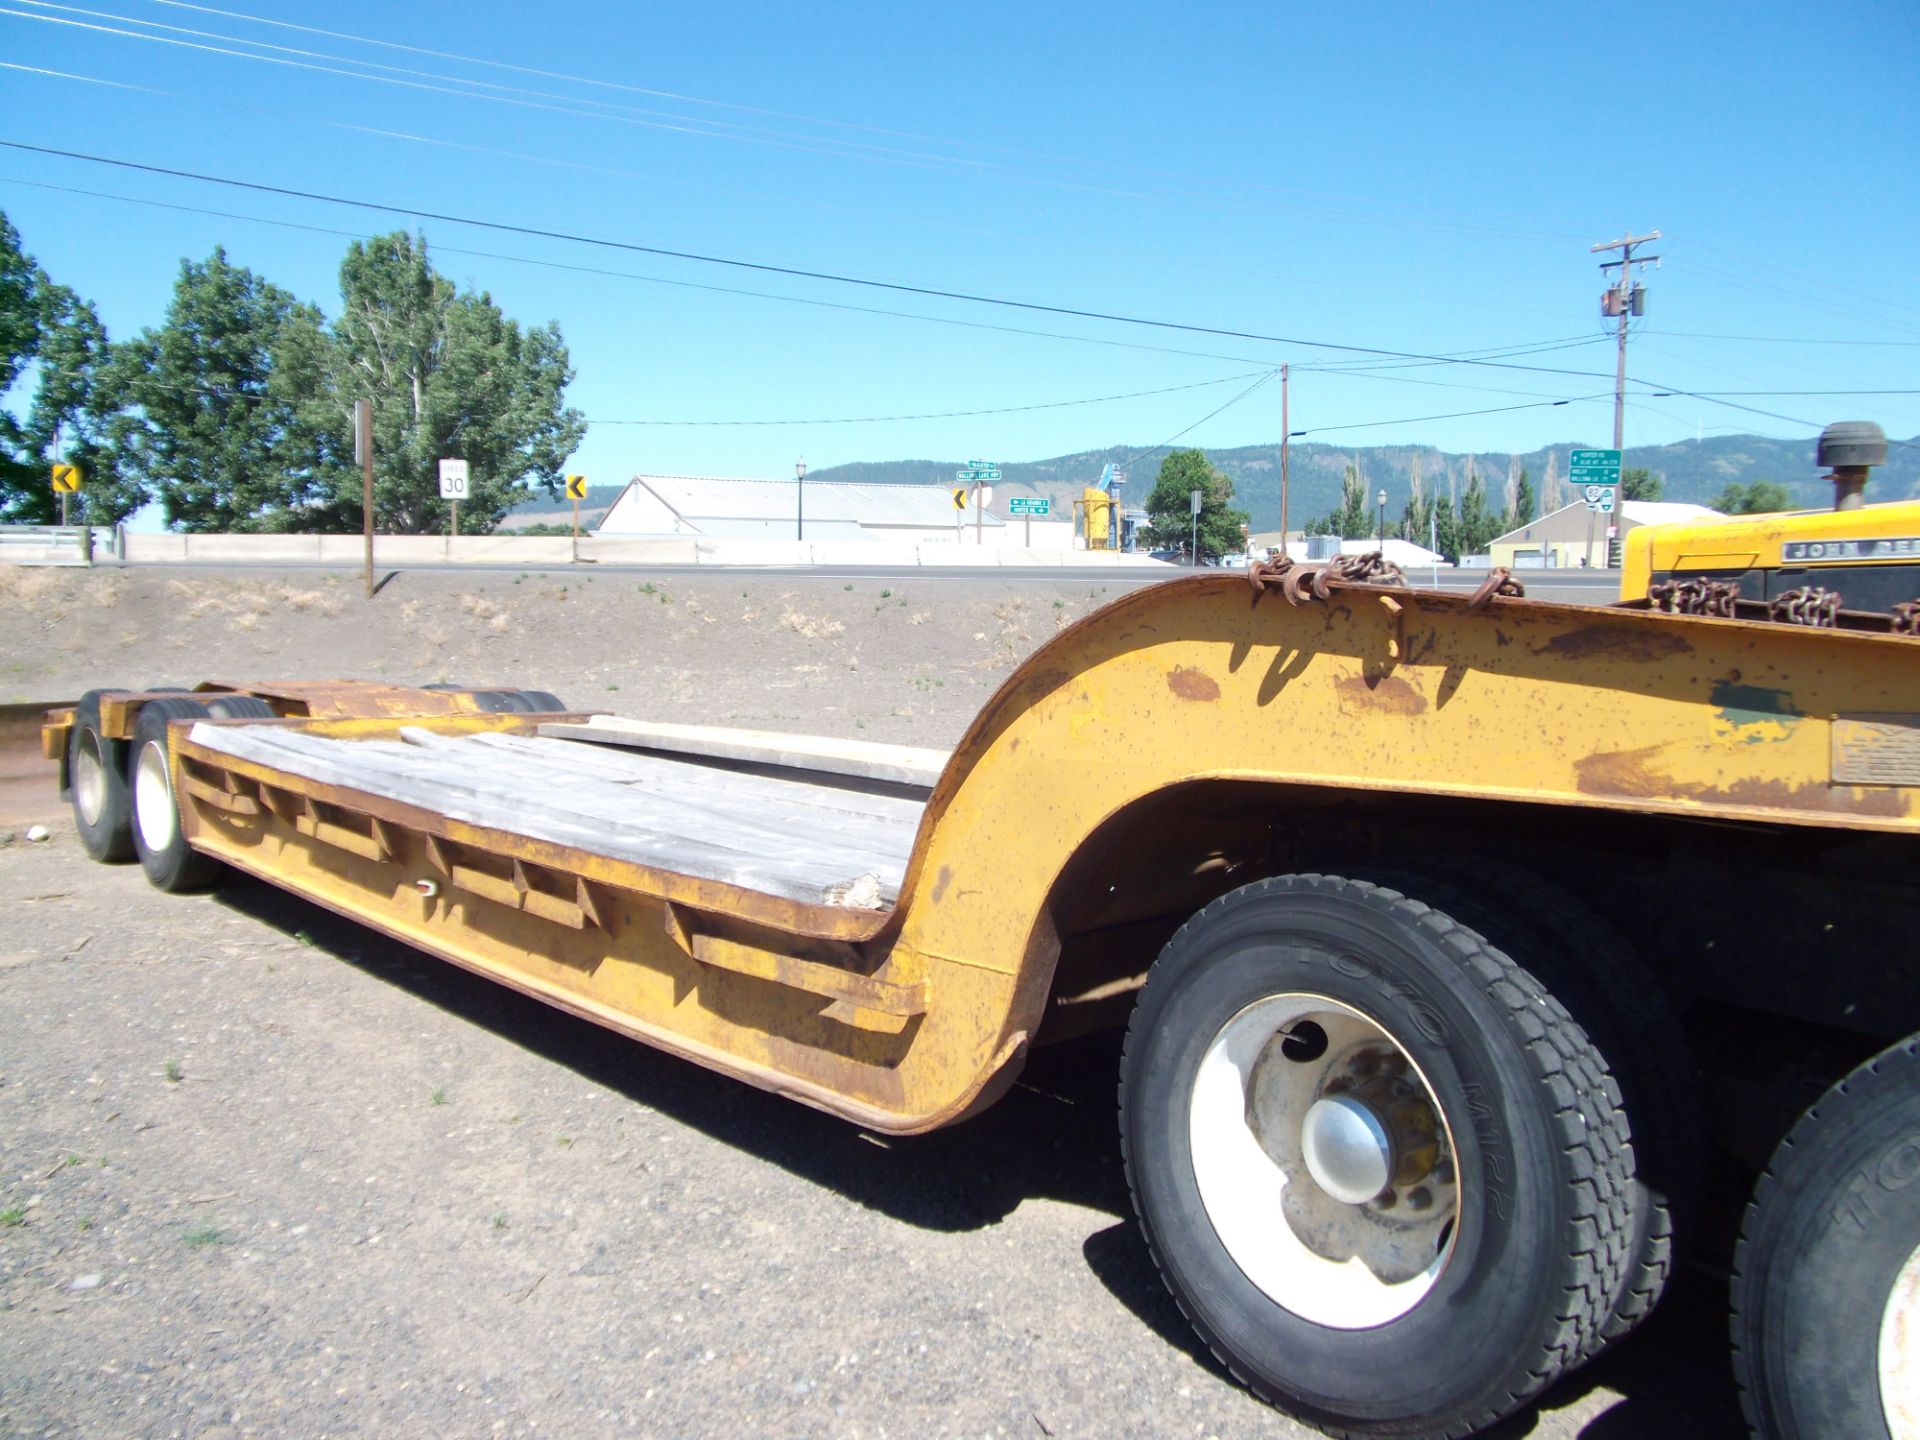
[1768,586,1843,629]
[1464,567,1525,610]
[1248,551,1407,605]
[1648,577,1739,619]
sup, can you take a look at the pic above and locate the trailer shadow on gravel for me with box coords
[212,877,1751,1440]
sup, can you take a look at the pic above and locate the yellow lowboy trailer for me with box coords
[44,567,1920,1440]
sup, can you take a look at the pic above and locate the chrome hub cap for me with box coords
[74,729,106,827]
[133,739,178,853]
[1191,994,1460,1329]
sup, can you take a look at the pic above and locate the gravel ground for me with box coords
[0,567,1748,1439]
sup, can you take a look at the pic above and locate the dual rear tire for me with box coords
[1120,875,1634,1439]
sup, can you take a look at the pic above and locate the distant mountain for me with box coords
[508,434,1920,531]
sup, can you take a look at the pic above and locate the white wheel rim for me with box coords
[133,739,178,853]
[1884,1242,1920,1440]
[1190,993,1460,1329]
[74,729,106,826]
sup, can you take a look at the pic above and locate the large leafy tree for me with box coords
[1621,466,1663,501]
[1711,479,1793,514]
[1141,447,1249,561]
[109,247,329,531]
[309,233,585,533]
[0,212,142,524]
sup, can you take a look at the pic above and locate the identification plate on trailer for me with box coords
[1783,537,1920,562]
[1833,714,1920,787]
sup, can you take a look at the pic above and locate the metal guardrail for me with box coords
[0,525,95,566]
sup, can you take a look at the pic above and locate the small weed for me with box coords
[640,583,657,595]
[555,1134,573,1148]
[843,583,853,592]
[76,1217,93,1231]
[1053,599,1064,609]
[513,576,525,585]
[430,1088,448,1106]
[605,683,620,691]
[855,719,866,729]
[508,1113,523,1124]
[60,1153,83,1169]
[0,1208,25,1228]
[182,1224,227,1248]
[292,929,314,947]
[880,588,892,599]
[163,1059,182,1084]
[491,1210,508,1229]
[659,593,671,605]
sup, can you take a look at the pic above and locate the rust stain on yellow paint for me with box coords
[1335,674,1428,716]
[1167,667,1220,702]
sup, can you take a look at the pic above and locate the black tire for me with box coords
[1731,1033,1920,1440]
[516,690,567,713]
[200,693,276,721]
[466,689,535,713]
[1119,874,1633,1440]
[1356,859,1705,1345]
[68,688,135,863]
[128,698,225,893]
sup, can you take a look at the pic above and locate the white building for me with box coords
[597,473,1057,546]
[1490,500,1723,569]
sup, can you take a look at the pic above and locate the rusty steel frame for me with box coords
[48,575,1920,1134]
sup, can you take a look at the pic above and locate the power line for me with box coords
[5,3,1585,235]
[1115,371,1282,475]
[589,371,1277,427]
[32,0,1598,240]
[6,173,1586,385]
[0,141,1633,383]
[1290,395,1608,437]
[1639,329,1920,348]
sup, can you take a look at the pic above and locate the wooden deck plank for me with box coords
[188,724,921,908]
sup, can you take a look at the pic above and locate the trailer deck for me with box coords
[187,720,929,909]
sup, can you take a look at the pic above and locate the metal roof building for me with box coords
[596,474,1005,543]
[1490,500,1722,568]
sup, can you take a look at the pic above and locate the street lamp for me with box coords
[1376,488,1388,546]
[795,458,807,541]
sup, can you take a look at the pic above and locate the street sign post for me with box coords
[1009,495,1049,546]
[1570,449,1622,567]
[565,473,588,545]
[50,462,82,528]
[438,458,470,537]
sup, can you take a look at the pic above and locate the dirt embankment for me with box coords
[0,565,1139,747]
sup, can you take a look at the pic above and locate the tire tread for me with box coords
[1119,873,1635,1440]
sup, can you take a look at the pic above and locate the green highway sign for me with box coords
[1008,496,1050,515]
[958,467,1001,482]
[1569,448,1621,480]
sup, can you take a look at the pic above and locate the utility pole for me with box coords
[1278,364,1290,557]
[355,399,374,600]
[1591,229,1660,451]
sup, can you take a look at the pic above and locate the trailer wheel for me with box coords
[201,694,276,721]
[466,689,536,713]
[1732,1033,1920,1440]
[517,690,567,713]
[1358,860,1703,1345]
[128,698,224,893]
[1119,874,1633,1439]
[69,689,135,863]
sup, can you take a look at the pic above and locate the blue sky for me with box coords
[2,0,1916,493]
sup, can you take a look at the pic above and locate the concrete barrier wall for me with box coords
[91,532,1176,570]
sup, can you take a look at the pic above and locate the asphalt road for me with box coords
[85,556,1628,604]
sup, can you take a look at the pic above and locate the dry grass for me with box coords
[778,608,845,640]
